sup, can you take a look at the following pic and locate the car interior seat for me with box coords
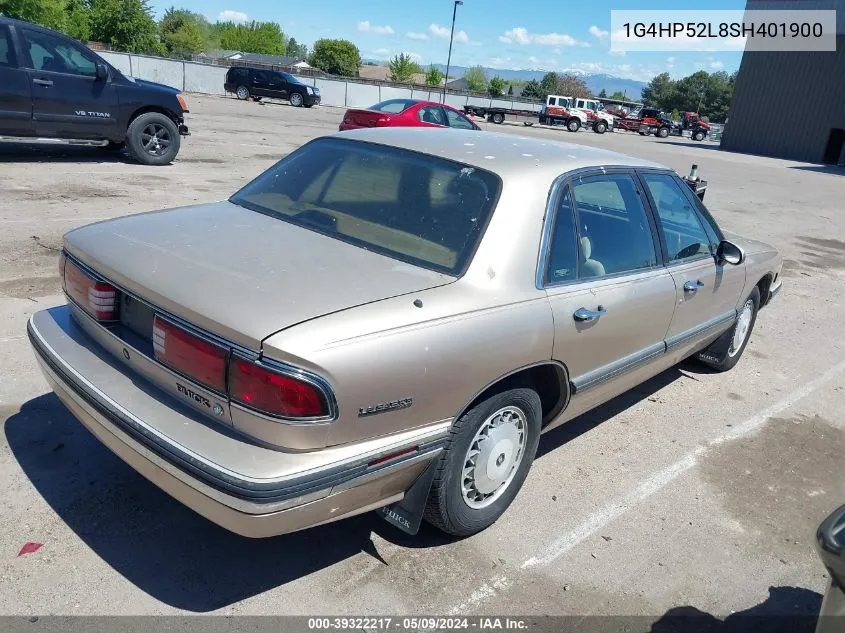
[580,236,606,278]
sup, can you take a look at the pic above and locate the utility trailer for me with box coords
[462,104,542,126]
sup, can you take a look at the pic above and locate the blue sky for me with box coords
[149,0,747,81]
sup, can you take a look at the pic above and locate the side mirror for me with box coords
[717,240,744,265]
[95,63,108,81]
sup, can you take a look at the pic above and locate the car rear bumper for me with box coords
[27,306,447,537]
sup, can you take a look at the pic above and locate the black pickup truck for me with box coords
[0,16,189,165]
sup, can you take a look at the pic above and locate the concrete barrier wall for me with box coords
[183,61,228,95]
[93,50,542,113]
[345,82,380,108]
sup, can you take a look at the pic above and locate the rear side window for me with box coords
[0,26,16,67]
[230,138,501,275]
[369,99,416,113]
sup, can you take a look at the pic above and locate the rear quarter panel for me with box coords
[262,283,554,447]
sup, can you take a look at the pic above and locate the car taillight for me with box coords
[152,316,227,392]
[228,357,328,418]
[63,258,118,321]
[374,117,390,127]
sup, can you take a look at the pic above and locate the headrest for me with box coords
[580,235,592,259]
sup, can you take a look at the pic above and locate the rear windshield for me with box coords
[368,99,417,113]
[230,137,501,275]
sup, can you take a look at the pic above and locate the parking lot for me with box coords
[1,94,844,624]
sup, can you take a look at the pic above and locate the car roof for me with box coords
[329,128,668,181]
[1,16,62,34]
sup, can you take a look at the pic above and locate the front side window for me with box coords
[446,109,476,130]
[20,29,96,76]
[230,138,501,275]
[418,106,446,126]
[570,173,658,278]
[641,173,712,262]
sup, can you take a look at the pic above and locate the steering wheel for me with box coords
[674,243,703,260]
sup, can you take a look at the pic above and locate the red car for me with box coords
[339,98,481,132]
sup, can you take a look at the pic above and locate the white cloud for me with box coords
[667,56,676,63]
[429,23,469,43]
[608,49,626,57]
[589,25,609,41]
[358,20,394,35]
[499,27,582,47]
[562,62,657,82]
[406,32,428,41]
[404,51,422,62]
[373,48,390,56]
[710,60,725,69]
[488,56,514,68]
[528,55,539,64]
[218,10,248,23]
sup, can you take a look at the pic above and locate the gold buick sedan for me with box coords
[27,128,782,538]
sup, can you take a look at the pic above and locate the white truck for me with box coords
[538,95,610,133]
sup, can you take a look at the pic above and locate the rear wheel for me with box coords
[593,120,608,134]
[236,85,250,100]
[693,130,706,141]
[656,126,670,138]
[491,112,505,124]
[567,118,581,132]
[696,287,760,372]
[126,112,180,166]
[290,92,304,107]
[424,388,542,536]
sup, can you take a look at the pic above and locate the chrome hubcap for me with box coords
[292,94,302,105]
[729,299,754,357]
[237,87,248,98]
[461,406,527,509]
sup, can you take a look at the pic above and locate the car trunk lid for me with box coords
[63,201,455,349]
[342,109,391,129]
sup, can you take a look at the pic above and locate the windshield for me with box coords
[229,138,501,275]
[282,72,302,84]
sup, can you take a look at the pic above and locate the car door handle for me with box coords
[683,280,705,293]
[32,78,53,87]
[573,306,606,322]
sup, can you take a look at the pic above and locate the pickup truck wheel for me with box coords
[236,85,250,100]
[566,118,581,132]
[656,126,670,138]
[424,387,542,536]
[696,287,760,372]
[593,120,608,134]
[126,112,180,166]
[290,92,304,107]
[491,112,505,124]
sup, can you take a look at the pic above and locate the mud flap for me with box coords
[696,323,733,364]
[377,461,438,535]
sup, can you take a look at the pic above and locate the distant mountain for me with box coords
[426,63,645,100]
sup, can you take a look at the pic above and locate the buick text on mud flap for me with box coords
[75,110,111,118]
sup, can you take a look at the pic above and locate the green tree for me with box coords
[308,38,360,76]
[609,90,627,100]
[507,84,513,96]
[388,53,422,83]
[463,65,487,92]
[424,65,444,87]
[597,88,607,98]
[65,0,91,41]
[159,7,209,58]
[539,71,557,97]
[89,0,162,54]
[641,72,676,109]
[0,0,67,31]
[520,79,543,100]
[488,75,505,97]
[286,36,307,59]
[211,20,286,55]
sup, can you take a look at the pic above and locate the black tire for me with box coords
[235,85,250,100]
[693,130,706,141]
[523,122,533,126]
[593,120,608,134]
[290,92,304,107]
[567,118,581,132]
[305,103,314,108]
[696,287,760,372]
[126,112,180,166]
[656,126,670,138]
[491,112,505,124]
[424,387,542,537]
